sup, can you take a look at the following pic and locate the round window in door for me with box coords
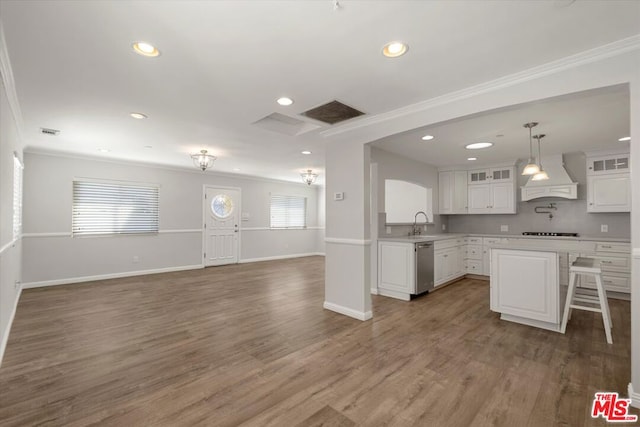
[211,194,234,219]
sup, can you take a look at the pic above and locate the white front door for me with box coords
[204,186,240,266]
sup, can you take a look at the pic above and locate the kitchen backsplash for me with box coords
[447,199,630,238]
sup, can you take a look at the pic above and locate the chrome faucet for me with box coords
[412,211,429,235]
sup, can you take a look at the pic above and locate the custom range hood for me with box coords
[521,154,578,201]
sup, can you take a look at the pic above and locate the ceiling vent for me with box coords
[40,127,60,136]
[252,112,320,136]
[301,100,365,125]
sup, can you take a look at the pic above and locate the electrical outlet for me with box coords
[601,224,608,233]
[132,256,140,263]
[500,225,509,232]
[386,226,391,234]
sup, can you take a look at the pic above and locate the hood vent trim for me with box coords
[521,154,578,201]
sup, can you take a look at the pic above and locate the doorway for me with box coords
[203,186,241,266]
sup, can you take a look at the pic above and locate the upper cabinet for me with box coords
[438,171,467,214]
[440,166,516,215]
[586,152,631,213]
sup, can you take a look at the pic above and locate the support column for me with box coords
[323,140,372,321]
[630,79,640,409]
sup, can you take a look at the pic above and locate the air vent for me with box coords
[40,127,60,136]
[301,100,364,125]
[252,112,320,136]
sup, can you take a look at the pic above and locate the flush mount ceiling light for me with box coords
[465,142,493,150]
[618,136,631,142]
[130,112,148,119]
[421,135,434,141]
[191,149,216,171]
[301,150,312,155]
[277,97,294,106]
[531,134,549,181]
[382,41,408,58]
[301,169,318,186]
[522,122,541,176]
[467,157,477,161]
[132,41,160,57]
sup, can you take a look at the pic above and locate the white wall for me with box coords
[22,152,324,286]
[0,75,23,364]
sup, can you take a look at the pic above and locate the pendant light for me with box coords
[522,122,540,175]
[531,134,549,181]
[191,149,216,171]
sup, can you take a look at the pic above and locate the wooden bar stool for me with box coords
[560,257,612,344]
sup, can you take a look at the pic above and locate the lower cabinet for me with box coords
[378,241,415,299]
[434,239,464,286]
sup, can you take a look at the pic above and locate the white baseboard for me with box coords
[630,383,640,409]
[323,301,372,321]
[239,252,324,264]
[0,285,22,367]
[22,264,204,289]
[377,288,411,301]
[370,287,378,295]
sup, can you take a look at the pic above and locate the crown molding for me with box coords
[0,20,24,141]
[321,34,640,138]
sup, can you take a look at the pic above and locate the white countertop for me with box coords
[377,233,630,244]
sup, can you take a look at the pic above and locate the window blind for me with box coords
[270,194,306,228]
[72,180,159,236]
[12,154,23,240]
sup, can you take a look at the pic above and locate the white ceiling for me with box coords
[1,1,639,183]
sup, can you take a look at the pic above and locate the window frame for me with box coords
[269,193,307,229]
[72,178,160,237]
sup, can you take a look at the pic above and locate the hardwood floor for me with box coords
[1,256,637,426]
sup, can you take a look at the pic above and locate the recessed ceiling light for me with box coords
[130,112,148,119]
[132,41,160,57]
[233,168,241,172]
[467,157,477,161]
[382,41,408,58]
[618,136,631,142]
[465,142,494,150]
[98,148,110,153]
[144,145,153,149]
[301,150,312,155]
[421,135,434,141]
[277,97,294,106]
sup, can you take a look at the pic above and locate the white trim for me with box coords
[0,238,18,256]
[158,229,202,234]
[321,35,640,138]
[241,226,325,231]
[239,252,324,264]
[370,287,378,295]
[323,301,372,321]
[629,383,640,409]
[22,232,70,238]
[0,20,24,138]
[21,264,204,289]
[0,285,21,368]
[378,288,411,301]
[325,237,372,246]
[633,248,640,258]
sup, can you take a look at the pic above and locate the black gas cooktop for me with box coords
[522,232,579,237]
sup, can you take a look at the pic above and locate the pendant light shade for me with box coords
[191,149,216,171]
[301,169,318,185]
[522,122,540,176]
[531,134,549,181]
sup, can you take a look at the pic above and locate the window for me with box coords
[72,180,159,236]
[13,154,23,240]
[270,194,306,228]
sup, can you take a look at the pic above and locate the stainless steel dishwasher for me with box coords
[415,242,435,294]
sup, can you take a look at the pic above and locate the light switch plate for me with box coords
[601,224,608,233]
[386,226,391,234]
[500,225,509,232]
[333,192,344,201]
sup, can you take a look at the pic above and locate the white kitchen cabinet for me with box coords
[490,248,560,329]
[468,169,490,184]
[586,151,630,213]
[434,238,465,286]
[587,175,631,213]
[577,241,631,293]
[438,170,468,214]
[378,241,415,300]
[467,183,515,214]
